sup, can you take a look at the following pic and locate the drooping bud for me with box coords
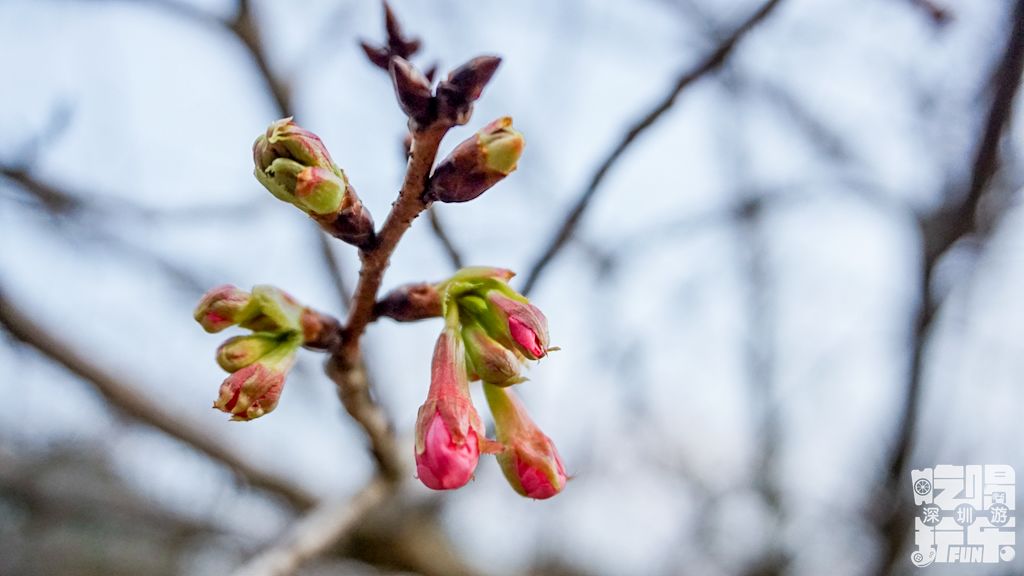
[484,384,567,499]
[390,56,435,126]
[462,320,525,387]
[238,285,305,334]
[436,56,502,125]
[194,285,254,333]
[426,117,524,203]
[213,339,298,421]
[483,291,549,360]
[374,282,442,322]
[253,118,375,248]
[216,333,284,372]
[414,327,498,490]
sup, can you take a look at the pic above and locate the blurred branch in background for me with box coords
[521,0,785,295]
[0,289,319,511]
[875,0,1024,572]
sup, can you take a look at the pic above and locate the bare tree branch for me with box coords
[875,1,1024,572]
[520,0,786,295]
[0,289,318,511]
[229,478,391,576]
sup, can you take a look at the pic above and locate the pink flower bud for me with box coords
[194,285,254,333]
[213,342,297,421]
[484,384,568,499]
[414,328,498,490]
[484,291,550,360]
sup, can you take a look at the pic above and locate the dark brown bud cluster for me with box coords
[359,1,421,70]
[359,2,501,129]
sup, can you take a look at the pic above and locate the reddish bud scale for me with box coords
[427,117,523,203]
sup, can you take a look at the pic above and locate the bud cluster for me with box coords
[253,118,375,249]
[413,267,567,498]
[194,285,335,421]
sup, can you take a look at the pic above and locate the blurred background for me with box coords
[2,0,1023,575]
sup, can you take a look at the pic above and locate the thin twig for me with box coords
[875,2,1024,572]
[427,206,465,269]
[520,0,785,295]
[328,124,450,481]
[318,232,353,312]
[0,289,318,511]
[229,477,391,576]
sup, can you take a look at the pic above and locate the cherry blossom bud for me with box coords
[390,56,434,125]
[414,327,498,490]
[436,56,502,125]
[194,285,254,333]
[462,320,525,387]
[238,285,305,334]
[253,118,375,248]
[427,117,524,203]
[215,333,283,372]
[484,384,567,499]
[483,291,550,360]
[213,340,298,421]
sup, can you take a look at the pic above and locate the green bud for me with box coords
[462,320,526,387]
[216,333,286,372]
[239,285,305,334]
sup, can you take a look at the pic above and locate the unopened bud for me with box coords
[427,117,523,203]
[216,333,284,372]
[194,285,254,333]
[213,341,298,421]
[436,56,502,125]
[462,320,525,387]
[238,285,305,334]
[415,327,498,490]
[484,291,550,360]
[253,118,375,248]
[390,57,435,126]
[484,384,567,499]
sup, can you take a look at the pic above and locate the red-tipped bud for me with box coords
[414,328,497,490]
[213,341,297,421]
[427,117,523,203]
[484,384,567,499]
[484,291,550,360]
[194,285,254,333]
